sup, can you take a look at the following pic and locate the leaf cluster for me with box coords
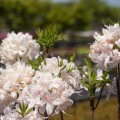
[80,57,111,98]
[36,25,63,52]
[17,102,33,118]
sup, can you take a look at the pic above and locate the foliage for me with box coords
[28,55,44,70]
[79,57,111,99]
[37,24,63,52]
[17,102,33,118]
[0,0,120,32]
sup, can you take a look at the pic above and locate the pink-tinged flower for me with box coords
[18,72,74,116]
[94,23,120,44]
[38,57,82,91]
[89,23,120,70]
[115,39,120,48]
[55,99,73,113]
[39,57,68,76]
[0,61,35,111]
[0,32,40,64]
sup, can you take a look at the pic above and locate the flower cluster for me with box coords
[17,56,82,116]
[0,32,81,119]
[0,32,40,64]
[38,57,82,90]
[0,61,35,112]
[89,23,120,70]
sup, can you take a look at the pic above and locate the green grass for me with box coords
[49,97,117,120]
[76,46,89,54]
[51,46,89,56]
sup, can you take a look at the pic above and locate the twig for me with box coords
[94,86,104,110]
[116,63,120,120]
[60,111,64,120]
[90,89,95,120]
[90,98,95,120]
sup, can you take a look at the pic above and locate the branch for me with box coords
[94,86,104,110]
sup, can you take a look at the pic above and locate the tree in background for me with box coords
[0,0,120,32]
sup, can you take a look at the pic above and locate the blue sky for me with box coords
[52,0,120,7]
[105,0,120,7]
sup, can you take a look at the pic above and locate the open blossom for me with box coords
[18,72,74,116]
[89,23,120,70]
[0,32,40,64]
[0,61,35,111]
[94,23,120,44]
[115,39,120,47]
[0,29,82,118]
[38,57,82,91]
[16,57,81,116]
[39,57,68,76]
[61,61,82,90]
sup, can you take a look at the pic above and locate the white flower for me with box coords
[0,32,40,64]
[55,99,73,113]
[94,23,120,44]
[39,57,67,76]
[2,61,35,91]
[0,61,35,111]
[89,23,120,70]
[0,107,18,120]
[115,39,120,48]
[18,72,74,116]
[38,57,82,91]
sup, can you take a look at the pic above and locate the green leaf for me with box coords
[91,70,97,81]
[17,102,33,118]
[80,79,89,89]
[79,67,88,79]
[28,55,44,70]
[19,103,23,112]
[67,65,75,73]
[25,108,33,116]
[58,65,66,77]
[17,110,22,116]
[70,52,76,62]
[36,24,63,52]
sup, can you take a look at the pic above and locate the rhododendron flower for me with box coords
[0,29,82,119]
[115,39,120,48]
[0,32,40,64]
[39,56,67,76]
[89,23,120,70]
[38,57,82,91]
[0,61,35,112]
[18,72,74,116]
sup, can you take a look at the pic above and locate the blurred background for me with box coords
[0,0,119,119]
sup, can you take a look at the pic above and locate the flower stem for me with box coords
[90,89,95,120]
[116,63,120,120]
[60,111,64,120]
[90,86,105,120]
[94,86,104,110]
[90,98,95,120]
